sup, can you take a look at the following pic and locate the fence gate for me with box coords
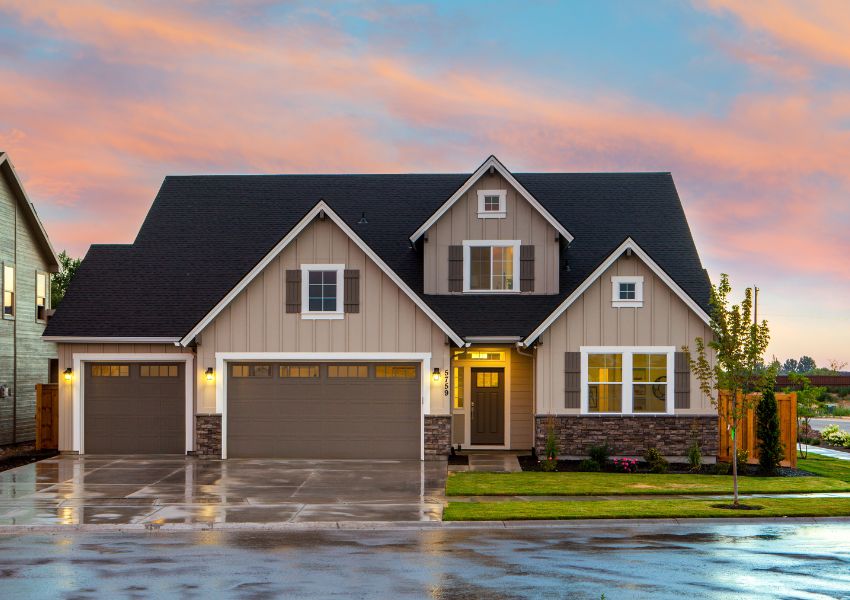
[36,383,58,450]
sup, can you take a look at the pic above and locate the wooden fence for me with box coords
[718,391,797,468]
[35,383,58,451]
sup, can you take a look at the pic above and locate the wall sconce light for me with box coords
[63,368,73,382]
[432,367,441,383]
[205,367,215,382]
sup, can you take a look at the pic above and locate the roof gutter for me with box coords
[43,336,183,344]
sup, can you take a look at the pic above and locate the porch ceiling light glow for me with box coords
[205,367,215,382]
[63,367,73,382]
[432,368,441,382]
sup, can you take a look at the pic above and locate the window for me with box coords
[453,351,505,361]
[611,276,644,307]
[232,364,271,378]
[581,347,674,414]
[3,265,14,318]
[301,264,344,319]
[327,365,368,378]
[463,241,520,292]
[453,367,464,409]
[280,365,319,378]
[92,364,129,377]
[476,190,506,218]
[36,271,49,322]
[376,365,416,379]
[140,365,179,377]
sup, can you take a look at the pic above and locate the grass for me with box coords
[443,497,850,521]
[446,471,850,496]
[798,454,850,482]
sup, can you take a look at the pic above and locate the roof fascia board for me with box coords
[522,237,712,346]
[179,201,465,347]
[43,336,182,344]
[409,155,573,243]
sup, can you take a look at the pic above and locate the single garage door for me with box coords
[227,362,420,458]
[84,362,185,454]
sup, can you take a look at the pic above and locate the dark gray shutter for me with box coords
[285,270,301,313]
[674,352,690,409]
[520,245,535,292]
[565,351,581,409]
[448,245,463,292]
[344,269,360,313]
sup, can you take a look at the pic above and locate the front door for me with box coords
[471,367,505,445]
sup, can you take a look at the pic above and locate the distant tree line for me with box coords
[777,356,848,376]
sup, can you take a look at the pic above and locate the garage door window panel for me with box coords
[327,364,369,378]
[92,364,130,377]
[232,364,272,378]
[280,365,319,378]
[376,365,417,379]
[140,365,179,377]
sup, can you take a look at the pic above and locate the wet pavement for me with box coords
[0,521,848,598]
[0,455,447,527]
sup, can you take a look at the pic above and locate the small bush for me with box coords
[736,448,750,465]
[579,459,601,472]
[588,444,611,467]
[643,447,669,474]
[687,440,702,473]
[612,458,637,473]
[539,456,557,472]
[714,462,731,475]
[821,424,850,448]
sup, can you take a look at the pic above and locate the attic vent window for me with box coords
[477,190,506,219]
[611,276,644,308]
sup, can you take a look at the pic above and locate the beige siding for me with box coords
[423,170,560,294]
[56,343,190,451]
[509,348,534,449]
[0,171,57,444]
[195,217,451,414]
[534,254,716,415]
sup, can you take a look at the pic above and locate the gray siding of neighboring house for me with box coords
[0,171,57,444]
[423,170,561,294]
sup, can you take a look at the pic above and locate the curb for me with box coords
[1,515,849,534]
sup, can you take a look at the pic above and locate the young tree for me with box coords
[51,250,82,308]
[828,359,848,375]
[787,372,826,459]
[782,358,798,375]
[756,386,783,475]
[797,355,817,374]
[686,274,771,507]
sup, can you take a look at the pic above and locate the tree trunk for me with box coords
[731,391,739,506]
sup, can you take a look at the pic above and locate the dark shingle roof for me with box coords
[45,172,711,340]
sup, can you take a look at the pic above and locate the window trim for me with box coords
[300,263,345,319]
[35,270,50,323]
[462,240,521,293]
[580,346,675,415]
[476,189,507,218]
[611,275,644,308]
[2,263,14,320]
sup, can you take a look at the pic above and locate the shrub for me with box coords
[736,448,750,466]
[588,444,611,468]
[714,462,731,475]
[687,440,702,473]
[612,458,637,473]
[579,459,601,472]
[643,447,669,474]
[821,424,850,448]
[756,388,784,475]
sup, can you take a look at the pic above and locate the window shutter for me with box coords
[674,352,690,409]
[448,245,463,292]
[565,351,581,409]
[285,270,301,313]
[520,245,535,292]
[344,269,360,313]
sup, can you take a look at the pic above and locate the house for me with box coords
[44,156,718,460]
[0,152,60,445]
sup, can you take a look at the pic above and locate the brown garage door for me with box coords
[84,362,185,454]
[227,362,420,458]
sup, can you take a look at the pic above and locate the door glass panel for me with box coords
[475,371,499,388]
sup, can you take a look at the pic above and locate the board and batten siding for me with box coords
[534,254,716,416]
[55,343,191,452]
[0,170,57,444]
[423,170,560,294]
[509,347,534,448]
[195,217,451,415]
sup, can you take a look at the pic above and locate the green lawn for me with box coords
[443,497,850,521]
[798,454,850,482]
[446,471,850,496]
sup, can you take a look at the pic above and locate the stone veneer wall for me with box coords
[535,415,718,460]
[195,414,222,458]
[424,415,452,457]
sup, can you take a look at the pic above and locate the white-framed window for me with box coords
[476,189,507,218]
[611,276,644,308]
[580,346,674,415]
[36,270,50,322]
[462,240,520,292]
[300,264,345,319]
[2,264,14,319]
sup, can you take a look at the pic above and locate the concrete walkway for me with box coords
[452,452,523,473]
[804,445,850,461]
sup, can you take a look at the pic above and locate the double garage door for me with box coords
[227,362,421,459]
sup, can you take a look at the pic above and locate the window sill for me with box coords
[612,301,643,308]
[580,412,675,417]
[300,312,344,320]
[477,212,506,219]
[2,314,14,321]
[461,289,521,294]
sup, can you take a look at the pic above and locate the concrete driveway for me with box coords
[0,455,447,528]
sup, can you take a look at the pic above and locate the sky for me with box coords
[0,0,848,366]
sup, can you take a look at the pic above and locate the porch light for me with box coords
[205,367,215,382]
[63,368,73,382]
[432,368,441,383]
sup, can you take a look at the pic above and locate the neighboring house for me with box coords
[44,156,718,461]
[0,152,60,445]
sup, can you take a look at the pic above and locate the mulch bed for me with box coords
[518,455,816,477]
[448,453,469,466]
[711,503,764,511]
[0,443,58,473]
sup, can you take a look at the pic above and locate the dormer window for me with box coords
[612,276,644,307]
[477,190,506,219]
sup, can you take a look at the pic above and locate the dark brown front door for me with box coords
[471,367,504,445]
